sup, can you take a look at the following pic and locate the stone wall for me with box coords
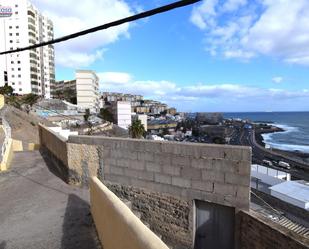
[106,182,192,249]
[251,188,309,227]
[237,210,309,249]
[68,135,251,210]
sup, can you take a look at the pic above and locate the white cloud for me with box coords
[32,0,135,68]
[97,72,132,84]
[190,0,218,30]
[272,76,283,84]
[98,72,309,111]
[222,0,247,12]
[190,0,309,66]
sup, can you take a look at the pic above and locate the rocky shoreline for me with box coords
[255,125,309,163]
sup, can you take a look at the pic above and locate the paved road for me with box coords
[240,129,309,181]
[0,150,101,249]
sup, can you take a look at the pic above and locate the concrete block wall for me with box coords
[39,125,68,166]
[68,135,251,210]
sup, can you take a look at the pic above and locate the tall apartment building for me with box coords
[0,0,55,98]
[76,70,100,113]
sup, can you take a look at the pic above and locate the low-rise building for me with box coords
[54,80,76,94]
[269,181,309,210]
[132,114,147,131]
[147,120,177,134]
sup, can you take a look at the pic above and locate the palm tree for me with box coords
[129,119,145,139]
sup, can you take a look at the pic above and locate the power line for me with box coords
[0,0,201,55]
[250,190,284,217]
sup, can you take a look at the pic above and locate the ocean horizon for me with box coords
[223,112,309,153]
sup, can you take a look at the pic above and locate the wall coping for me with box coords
[90,176,169,249]
[68,134,251,152]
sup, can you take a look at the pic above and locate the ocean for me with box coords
[224,112,309,153]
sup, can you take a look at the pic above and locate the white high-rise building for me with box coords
[111,101,132,129]
[76,70,100,113]
[0,0,55,98]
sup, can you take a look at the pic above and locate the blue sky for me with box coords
[33,0,309,112]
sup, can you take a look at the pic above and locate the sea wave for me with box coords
[262,124,309,153]
[269,123,299,133]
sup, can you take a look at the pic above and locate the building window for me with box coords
[19,88,22,91]
[16,33,19,36]
[11,68,14,71]
[11,61,14,64]
[9,26,12,29]
[10,40,13,43]
[10,48,13,50]
[18,68,21,71]
[15,4,18,7]
[12,75,15,78]
[12,82,15,85]
[16,26,19,29]
[17,61,20,64]
[15,12,18,15]
[18,75,21,78]
[9,33,12,36]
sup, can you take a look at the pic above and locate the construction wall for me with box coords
[237,210,309,249]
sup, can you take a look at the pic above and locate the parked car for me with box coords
[278,161,291,170]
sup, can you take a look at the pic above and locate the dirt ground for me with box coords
[3,105,54,145]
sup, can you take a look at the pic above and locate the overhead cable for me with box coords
[0,0,201,55]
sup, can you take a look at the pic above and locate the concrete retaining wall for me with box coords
[237,210,309,249]
[68,135,251,210]
[90,176,169,249]
[39,125,252,247]
[39,125,68,166]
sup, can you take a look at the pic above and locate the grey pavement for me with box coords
[0,150,101,249]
